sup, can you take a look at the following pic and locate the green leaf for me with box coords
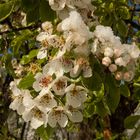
[130,124,140,140]
[18,73,35,89]
[124,115,140,129]
[105,74,120,113]
[116,20,128,37]
[11,30,32,57]
[0,1,14,22]
[95,100,110,117]
[39,0,56,22]
[120,85,130,97]
[36,125,54,140]
[84,103,95,118]
[82,72,102,91]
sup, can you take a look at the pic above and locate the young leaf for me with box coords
[18,73,35,89]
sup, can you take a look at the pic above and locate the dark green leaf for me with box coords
[120,85,130,97]
[82,72,102,91]
[39,0,56,22]
[124,115,140,129]
[0,1,14,22]
[116,20,128,37]
[105,74,120,113]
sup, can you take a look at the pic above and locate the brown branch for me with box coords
[0,23,41,35]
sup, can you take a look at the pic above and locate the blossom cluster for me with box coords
[9,0,140,129]
[91,25,140,82]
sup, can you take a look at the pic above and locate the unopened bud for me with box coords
[115,57,126,67]
[115,71,123,80]
[109,64,117,72]
[41,21,53,33]
[102,57,111,67]
[104,47,114,57]
[114,48,122,58]
[123,71,134,82]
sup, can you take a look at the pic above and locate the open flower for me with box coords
[70,57,92,78]
[65,84,87,108]
[10,87,33,115]
[22,105,47,129]
[57,11,91,47]
[65,105,83,123]
[52,76,68,95]
[33,72,53,92]
[49,0,66,11]
[35,91,57,113]
[48,106,68,128]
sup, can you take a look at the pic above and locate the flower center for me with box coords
[39,76,52,87]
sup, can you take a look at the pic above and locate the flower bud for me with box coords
[104,47,114,57]
[115,71,123,80]
[109,64,117,72]
[102,57,111,67]
[114,48,122,58]
[41,21,53,34]
[123,71,134,82]
[115,57,126,67]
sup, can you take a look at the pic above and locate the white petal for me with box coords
[37,48,47,59]
[70,64,81,78]
[30,117,44,129]
[9,98,21,111]
[32,81,42,92]
[22,109,32,122]
[83,66,92,78]
[17,104,25,115]
[23,91,34,108]
[66,93,81,108]
[68,110,83,122]
[36,32,48,42]
[48,111,57,128]
[58,113,68,127]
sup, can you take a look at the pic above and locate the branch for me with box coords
[0,23,41,35]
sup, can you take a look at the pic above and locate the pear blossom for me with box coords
[65,84,87,108]
[48,106,68,127]
[70,57,92,78]
[123,71,134,82]
[41,21,53,34]
[57,11,92,47]
[10,80,33,115]
[49,0,66,11]
[22,105,47,129]
[115,71,123,81]
[104,47,114,57]
[115,57,127,67]
[43,56,73,77]
[33,72,53,92]
[52,76,68,95]
[37,47,48,59]
[35,91,57,112]
[109,64,117,73]
[66,106,83,122]
[102,57,111,67]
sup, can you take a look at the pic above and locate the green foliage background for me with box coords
[0,0,140,139]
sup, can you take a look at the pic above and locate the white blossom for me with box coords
[48,106,68,127]
[52,76,68,95]
[33,72,53,92]
[22,105,47,129]
[70,57,92,78]
[65,84,87,108]
[49,0,66,11]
